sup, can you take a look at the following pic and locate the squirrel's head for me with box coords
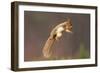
[64,18,72,33]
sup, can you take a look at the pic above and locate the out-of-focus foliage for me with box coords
[79,43,89,59]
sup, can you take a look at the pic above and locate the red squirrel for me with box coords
[43,18,72,58]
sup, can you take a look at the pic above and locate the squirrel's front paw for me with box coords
[55,32,62,40]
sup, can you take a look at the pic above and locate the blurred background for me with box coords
[24,11,90,61]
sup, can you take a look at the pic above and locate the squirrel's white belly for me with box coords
[56,27,64,38]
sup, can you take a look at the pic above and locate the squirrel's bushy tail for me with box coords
[42,36,55,58]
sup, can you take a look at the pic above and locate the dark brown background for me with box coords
[24,11,90,61]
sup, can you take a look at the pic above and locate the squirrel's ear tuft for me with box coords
[67,18,71,23]
[67,18,72,26]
